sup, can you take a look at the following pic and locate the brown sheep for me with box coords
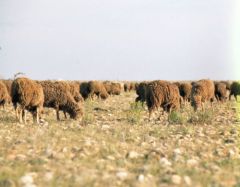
[39,81,83,120]
[103,81,121,95]
[11,77,44,123]
[214,82,228,102]
[191,79,215,111]
[88,81,109,100]
[229,81,240,101]
[66,81,84,103]
[179,82,192,104]
[0,81,11,109]
[145,80,181,119]
[124,82,136,92]
[1,79,13,97]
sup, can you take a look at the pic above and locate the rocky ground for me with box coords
[0,91,240,187]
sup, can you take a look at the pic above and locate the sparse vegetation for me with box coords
[168,111,186,124]
[125,102,144,124]
[0,84,239,187]
[188,109,214,124]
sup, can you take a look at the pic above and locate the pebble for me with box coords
[127,151,141,159]
[184,176,192,186]
[116,171,128,180]
[160,158,172,167]
[187,159,198,167]
[137,174,145,182]
[171,175,182,185]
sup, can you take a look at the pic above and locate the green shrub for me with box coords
[168,111,186,124]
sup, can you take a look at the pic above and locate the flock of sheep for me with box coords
[0,77,240,124]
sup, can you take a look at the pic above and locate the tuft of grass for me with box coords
[188,109,214,124]
[168,111,186,124]
[81,113,95,125]
[125,102,144,124]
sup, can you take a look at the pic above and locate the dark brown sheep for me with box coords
[39,81,83,120]
[80,82,91,100]
[179,82,192,104]
[88,81,109,100]
[124,82,131,92]
[191,79,215,111]
[229,81,240,101]
[214,82,228,102]
[0,81,11,109]
[135,82,148,105]
[145,80,181,119]
[11,77,44,123]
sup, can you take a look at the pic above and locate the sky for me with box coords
[0,0,239,81]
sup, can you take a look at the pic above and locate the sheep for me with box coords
[80,82,91,100]
[190,79,215,111]
[124,82,136,92]
[88,81,109,100]
[214,82,228,102]
[103,81,121,95]
[11,77,44,123]
[135,82,148,105]
[124,82,131,92]
[1,79,13,97]
[0,81,11,109]
[145,80,181,119]
[179,82,192,105]
[229,81,240,101]
[39,81,83,120]
[66,81,84,103]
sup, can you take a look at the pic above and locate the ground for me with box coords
[0,91,240,187]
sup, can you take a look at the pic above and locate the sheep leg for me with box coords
[19,109,23,123]
[148,110,152,121]
[64,111,67,119]
[36,108,39,124]
[201,102,205,112]
[56,109,60,121]
[14,105,19,120]
[234,95,238,102]
[23,109,27,124]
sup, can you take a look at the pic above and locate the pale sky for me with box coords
[0,0,238,80]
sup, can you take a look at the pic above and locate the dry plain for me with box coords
[0,91,240,187]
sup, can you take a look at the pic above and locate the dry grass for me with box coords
[0,92,240,187]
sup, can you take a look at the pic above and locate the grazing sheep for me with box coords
[229,81,240,101]
[179,82,192,104]
[80,82,91,100]
[135,82,148,105]
[145,80,181,119]
[103,81,121,95]
[1,79,13,97]
[191,79,215,111]
[214,82,228,102]
[124,83,131,92]
[67,81,84,103]
[124,82,136,92]
[0,81,11,109]
[11,77,44,123]
[39,81,83,120]
[88,81,109,100]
